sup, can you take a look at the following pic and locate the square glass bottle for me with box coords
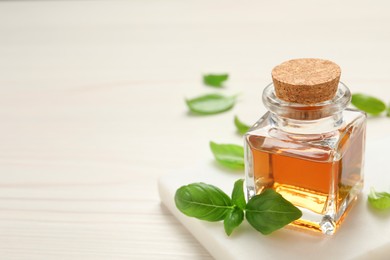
[244,59,366,235]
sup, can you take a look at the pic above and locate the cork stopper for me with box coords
[271,58,341,104]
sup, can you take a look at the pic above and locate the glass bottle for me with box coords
[244,59,366,235]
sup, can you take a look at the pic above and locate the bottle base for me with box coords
[285,193,359,235]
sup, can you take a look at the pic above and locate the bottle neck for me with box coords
[270,112,343,134]
[263,82,351,134]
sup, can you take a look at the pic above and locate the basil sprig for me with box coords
[186,94,237,115]
[203,74,229,88]
[246,189,302,235]
[175,182,233,221]
[368,187,390,210]
[209,142,244,169]
[175,179,302,236]
[351,93,387,115]
[224,207,244,236]
[231,179,246,210]
[234,115,251,135]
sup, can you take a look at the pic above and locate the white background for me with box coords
[0,1,390,259]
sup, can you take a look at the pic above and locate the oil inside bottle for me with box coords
[246,112,365,234]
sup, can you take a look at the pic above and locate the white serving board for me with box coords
[158,138,390,260]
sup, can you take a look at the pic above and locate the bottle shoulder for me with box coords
[245,109,366,161]
[247,109,366,137]
[343,108,366,126]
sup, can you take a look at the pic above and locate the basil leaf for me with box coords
[186,94,236,115]
[224,207,244,236]
[245,189,302,235]
[368,187,390,210]
[210,141,244,169]
[234,115,251,135]
[175,182,233,221]
[387,104,390,117]
[351,93,386,115]
[203,74,229,87]
[232,179,246,210]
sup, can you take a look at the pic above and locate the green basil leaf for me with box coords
[234,115,251,135]
[245,189,302,235]
[186,94,236,115]
[232,179,246,210]
[224,207,244,236]
[387,104,390,117]
[203,74,229,87]
[175,182,233,221]
[368,187,390,210]
[209,141,244,169]
[351,93,386,115]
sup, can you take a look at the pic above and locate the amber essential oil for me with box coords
[245,59,366,235]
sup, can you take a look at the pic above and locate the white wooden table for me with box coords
[0,1,390,259]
